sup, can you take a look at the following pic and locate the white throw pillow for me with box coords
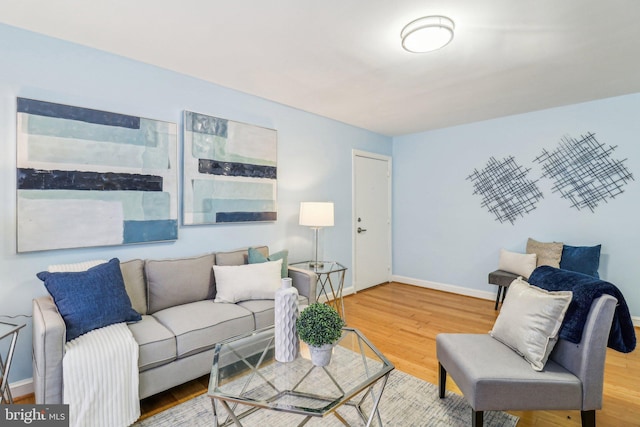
[498,249,537,278]
[48,260,107,272]
[213,260,283,303]
[489,277,572,371]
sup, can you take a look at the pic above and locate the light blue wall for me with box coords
[0,24,392,383]
[393,94,640,320]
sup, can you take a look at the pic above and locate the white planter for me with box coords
[308,343,334,367]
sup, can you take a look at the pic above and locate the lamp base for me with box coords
[308,261,324,269]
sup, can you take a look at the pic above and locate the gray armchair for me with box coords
[436,294,617,427]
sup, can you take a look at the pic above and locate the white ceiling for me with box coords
[1,0,640,136]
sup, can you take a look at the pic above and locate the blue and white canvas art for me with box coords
[16,98,178,252]
[182,111,277,225]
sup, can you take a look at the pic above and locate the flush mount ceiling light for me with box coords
[401,15,455,53]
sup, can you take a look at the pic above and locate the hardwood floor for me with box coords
[18,282,640,426]
[345,283,640,427]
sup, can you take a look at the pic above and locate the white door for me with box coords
[353,151,391,291]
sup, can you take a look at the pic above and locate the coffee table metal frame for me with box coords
[0,321,25,404]
[208,327,394,427]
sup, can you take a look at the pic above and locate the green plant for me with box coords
[296,303,345,347]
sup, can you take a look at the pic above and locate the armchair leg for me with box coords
[438,363,446,398]
[581,410,595,427]
[472,410,483,427]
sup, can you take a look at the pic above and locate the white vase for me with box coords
[309,343,334,367]
[274,277,299,362]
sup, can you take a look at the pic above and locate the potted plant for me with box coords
[296,303,345,366]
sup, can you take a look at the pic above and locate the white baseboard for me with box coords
[9,377,33,399]
[342,285,355,297]
[633,316,640,328]
[392,275,496,302]
[315,285,355,304]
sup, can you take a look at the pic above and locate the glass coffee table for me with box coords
[208,327,394,426]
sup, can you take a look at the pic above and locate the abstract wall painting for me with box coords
[534,132,634,212]
[16,98,178,252]
[182,111,277,225]
[467,156,543,225]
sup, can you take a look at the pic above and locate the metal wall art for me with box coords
[467,156,543,224]
[534,132,633,212]
[469,132,633,224]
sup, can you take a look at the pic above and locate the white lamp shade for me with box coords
[299,202,334,227]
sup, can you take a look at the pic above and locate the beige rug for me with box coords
[135,369,518,426]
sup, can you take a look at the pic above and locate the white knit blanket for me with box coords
[63,322,140,427]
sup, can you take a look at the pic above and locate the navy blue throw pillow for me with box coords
[560,244,601,278]
[37,258,141,341]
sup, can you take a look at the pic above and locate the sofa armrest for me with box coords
[288,266,317,304]
[32,296,66,404]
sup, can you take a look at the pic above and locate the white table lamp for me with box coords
[299,202,334,269]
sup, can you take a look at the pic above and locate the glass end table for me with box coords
[208,326,393,426]
[290,261,347,321]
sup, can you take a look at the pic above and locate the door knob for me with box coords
[357,227,367,233]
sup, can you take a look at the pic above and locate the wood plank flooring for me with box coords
[18,282,640,426]
[344,283,640,427]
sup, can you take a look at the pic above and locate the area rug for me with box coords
[135,369,518,426]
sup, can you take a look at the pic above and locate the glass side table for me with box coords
[0,321,25,404]
[290,261,347,322]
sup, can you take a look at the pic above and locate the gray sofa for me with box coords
[32,246,317,404]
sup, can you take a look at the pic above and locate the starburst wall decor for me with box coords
[468,132,634,225]
[534,132,633,212]
[467,156,543,224]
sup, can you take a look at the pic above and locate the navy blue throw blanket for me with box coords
[528,266,636,353]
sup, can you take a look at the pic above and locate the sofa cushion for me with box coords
[152,300,254,358]
[236,300,275,329]
[120,259,147,315]
[526,238,564,268]
[213,260,282,303]
[145,253,215,314]
[37,258,142,341]
[127,315,176,372]
[215,246,268,266]
[560,244,601,278]
[498,249,537,279]
[238,294,309,329]
[490,277,572,371]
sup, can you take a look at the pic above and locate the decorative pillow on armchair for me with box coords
[37,258,142,341]
[490,277,572,371]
